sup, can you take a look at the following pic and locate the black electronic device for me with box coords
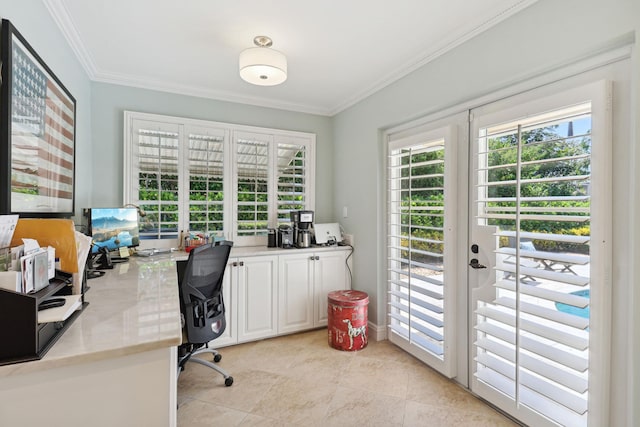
[38,297,66,311]
[93,246,114,270]
[83,207,140,255]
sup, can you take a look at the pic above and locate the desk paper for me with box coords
[37,295,82,324]
[0,215,18,248]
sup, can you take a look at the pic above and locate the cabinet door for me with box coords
[278,253,314,334]
[314,251,348,326]
[237,255,278,343]
[212,262,237,347]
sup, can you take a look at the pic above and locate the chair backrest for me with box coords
[177,241,232,344]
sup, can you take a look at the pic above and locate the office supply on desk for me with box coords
[0,215,18,248]
[37,295,82,323]
[314,223,343,245]
[0,271,85,365]
[10,219,79,273]
[83,207,140,255]
[176,241,234,386]
[38,297,66,310]
[135,247,176,257]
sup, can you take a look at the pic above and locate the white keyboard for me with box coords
[136,248,175,257]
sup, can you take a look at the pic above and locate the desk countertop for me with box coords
[0,255,183,378]
[0,244,351,378]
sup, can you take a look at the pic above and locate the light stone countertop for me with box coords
[0,254,183,378]
[0,244,351,378]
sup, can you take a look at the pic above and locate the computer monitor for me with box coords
[86,208,140,254]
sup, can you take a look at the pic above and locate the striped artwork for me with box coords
[8,32,75,213]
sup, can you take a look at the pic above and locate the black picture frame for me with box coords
[0,19,76,218]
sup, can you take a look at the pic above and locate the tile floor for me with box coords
[177,329,519,426]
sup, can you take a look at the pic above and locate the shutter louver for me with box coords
[136,127,180,240]
[388,137,450,363]
[236,135,269,237]
[187,132,225,234]
[474,103,594,426]
[277,139,307,227]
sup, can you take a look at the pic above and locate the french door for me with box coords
[469,80,612,426]
[387,79,612,427]
[387,113,467,378]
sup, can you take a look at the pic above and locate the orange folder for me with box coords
[10,219,79,273]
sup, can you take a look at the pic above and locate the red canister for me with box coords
[327,290,369,351]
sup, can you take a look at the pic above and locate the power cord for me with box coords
[344,244,354,289]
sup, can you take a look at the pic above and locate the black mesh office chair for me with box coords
[176,241,233,387]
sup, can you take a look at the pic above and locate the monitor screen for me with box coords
[89,208,140,254]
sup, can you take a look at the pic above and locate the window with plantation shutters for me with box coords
[234,132,270,242]
[387,122,459,378]
[130,121,181,240]
[124,112,315,248]
[276,137,309,227]
[469,80,612,427]
[186,129,227,234]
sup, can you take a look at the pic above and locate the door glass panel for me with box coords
[473,103,593,426]
[387,122,458,378]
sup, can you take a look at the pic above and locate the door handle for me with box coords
[469,258,487,269]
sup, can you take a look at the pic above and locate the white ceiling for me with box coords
[44,0,536,116]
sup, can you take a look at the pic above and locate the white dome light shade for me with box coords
[239,46,287,86]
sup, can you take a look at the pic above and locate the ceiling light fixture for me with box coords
[239,36,287,86]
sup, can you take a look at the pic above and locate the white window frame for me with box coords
[468,79,612,427]
[386,116,463,379]
[123,111,315,248]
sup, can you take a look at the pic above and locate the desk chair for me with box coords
[176,241,234,387]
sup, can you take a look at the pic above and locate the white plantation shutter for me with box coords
[276,137,311,227]
[125,112,315,247]
[233,132,271,245]
[186,128,228,234]
[470,81,612,427]
[387,123,458,378]
[130,119,181,240]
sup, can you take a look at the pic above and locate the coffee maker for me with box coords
[290,210,314,248]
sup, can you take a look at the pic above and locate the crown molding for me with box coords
[43,0,98,79]
[45,0,539,117]
[92,70,333,116]
[328,0,539,115]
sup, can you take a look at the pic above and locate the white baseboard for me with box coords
[368,322,387,341]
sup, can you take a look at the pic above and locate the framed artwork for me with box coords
[0,19,76,217]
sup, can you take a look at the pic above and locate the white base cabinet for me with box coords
[215,247,350,348]
[279,250,350,333]
[278,253,315,334]
[312,250,350,326]
[216,255,278,347]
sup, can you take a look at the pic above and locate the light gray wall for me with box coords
[332,0,639,424]
[89,83,334,221]
[0,0,93,220]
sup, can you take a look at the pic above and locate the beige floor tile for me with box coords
[177,329,523,427]
[403,400,518,427]
[238,413,292,427]
[338,354,410,398]
[177,399,247,427]
[178,363,281,412]
[323,386,405,426]
[406,366,492,413]
[250,375,338,424]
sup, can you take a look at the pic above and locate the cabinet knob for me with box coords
[239,261,244,266]
[315,256,320,260]
[309,256,315,261]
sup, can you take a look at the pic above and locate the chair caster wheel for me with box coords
[214,354,222,363]
[225,377,234,387]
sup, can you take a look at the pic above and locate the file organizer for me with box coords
[1,218,86,365]
[0,271,86,365]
